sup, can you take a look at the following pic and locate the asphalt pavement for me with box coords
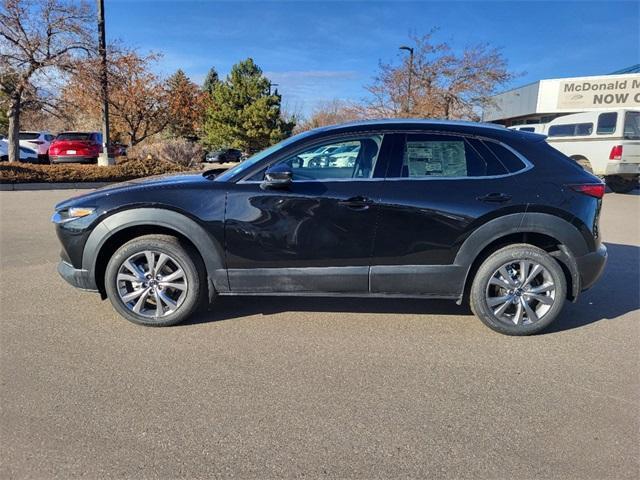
[0,189,638,479]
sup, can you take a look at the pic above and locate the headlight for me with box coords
[68,207,96,218]
[51,207,96,224]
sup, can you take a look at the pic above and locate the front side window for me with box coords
[271,136,382,181]
[596,112,618,135]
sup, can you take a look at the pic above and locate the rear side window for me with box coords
[519,127,535,132]
[398,134,509,178]
[548,123,593,137]
[596,112,617,135]
[623,111,640,139]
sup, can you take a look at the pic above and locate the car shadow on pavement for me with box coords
[186,297,471,326]
[544,242,639,333]
[185,242,639,333]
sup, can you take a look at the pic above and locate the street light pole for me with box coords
[97,0,112,166]
[399,46,414,116]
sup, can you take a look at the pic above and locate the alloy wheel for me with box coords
[116,250,188,318]
[485,260,556,326]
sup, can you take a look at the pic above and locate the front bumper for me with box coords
[57,260,98,292]
[576,243,608,291]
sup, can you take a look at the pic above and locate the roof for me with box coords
[314,118,507,133]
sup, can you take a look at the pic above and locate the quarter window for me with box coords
[482,141,527,173]
[272,136,382,181]
[596,112,617,135]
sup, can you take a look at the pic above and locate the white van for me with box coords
[509,123,546,134]
[544,109,639,193]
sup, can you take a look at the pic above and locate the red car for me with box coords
[49,132,104,164]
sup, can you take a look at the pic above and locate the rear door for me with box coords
[224,133,391,293]
[370,132,530,296]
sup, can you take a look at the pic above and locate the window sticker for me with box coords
[404,141,467,177]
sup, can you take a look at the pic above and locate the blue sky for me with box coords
[106,0,639,115]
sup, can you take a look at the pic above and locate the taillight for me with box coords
[568,183,606,199]
[609,145,623,160]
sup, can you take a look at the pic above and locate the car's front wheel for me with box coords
[470,244,567,335]
[105,234,204,326]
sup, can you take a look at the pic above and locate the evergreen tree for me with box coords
[202,58,295,153]
[202,67,220,95]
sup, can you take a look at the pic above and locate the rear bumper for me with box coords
[576,243,607,291]
[50,155,97,164]
[57,260,98,292]
[605,161,640,177]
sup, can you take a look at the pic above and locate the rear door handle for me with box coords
[338,196,374,210]
[477,192,512,203]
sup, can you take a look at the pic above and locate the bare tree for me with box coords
[363,31,517,121]
[62,50,170,146]
[295,99,363,132]
[0,0,94,161]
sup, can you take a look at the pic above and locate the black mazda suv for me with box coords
[52,120,607,335]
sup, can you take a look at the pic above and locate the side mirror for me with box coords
[261,163,292,189]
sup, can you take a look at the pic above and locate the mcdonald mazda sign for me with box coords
[558,75,640,109]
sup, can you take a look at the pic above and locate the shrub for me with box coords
[0,156,193,184]
[127,138,204,168]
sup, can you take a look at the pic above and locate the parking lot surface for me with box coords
[1,189,638,479]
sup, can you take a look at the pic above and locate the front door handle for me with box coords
[338,196,374,210]
[477,192,512,203]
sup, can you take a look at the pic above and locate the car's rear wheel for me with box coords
[470,244,567,335]
[105,234,204,326]
[606,175,637,194]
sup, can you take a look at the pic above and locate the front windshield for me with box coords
[214,130,316,182]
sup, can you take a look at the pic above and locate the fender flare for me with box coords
[455,212,587,299]
[83,208,228,297]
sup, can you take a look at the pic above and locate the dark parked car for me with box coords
[52,120,607,335]
[204,148,243,163]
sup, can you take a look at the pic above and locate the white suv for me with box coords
[19,131,55,159]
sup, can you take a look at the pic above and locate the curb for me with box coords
[0,182,113,191]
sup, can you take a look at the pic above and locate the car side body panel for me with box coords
[52,120,607,309]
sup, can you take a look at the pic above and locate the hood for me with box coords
[54,172,208,210]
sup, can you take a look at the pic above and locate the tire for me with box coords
[104,234,205,326]
[571,156,593,173]
[470,244,567,336]
[606,175,637,194]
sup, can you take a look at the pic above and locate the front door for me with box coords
[224,134,390,293]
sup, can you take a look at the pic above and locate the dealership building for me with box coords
[482,65,640,126]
